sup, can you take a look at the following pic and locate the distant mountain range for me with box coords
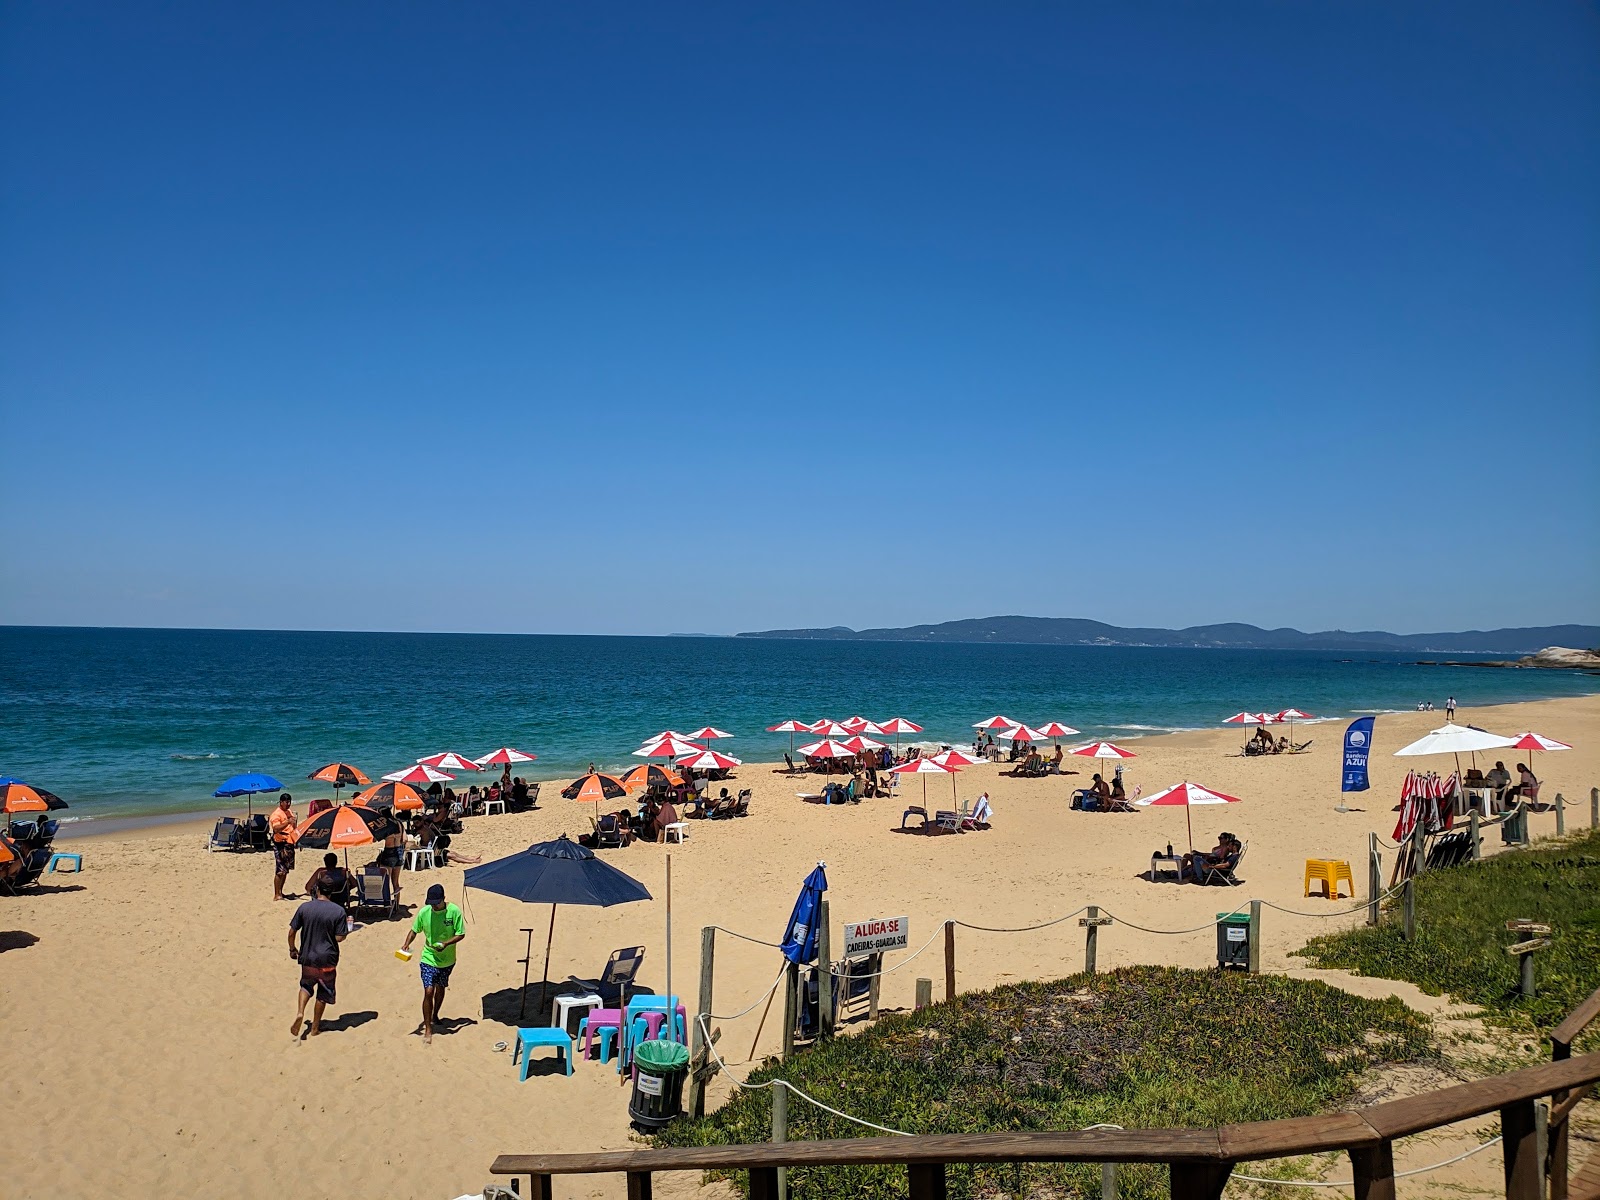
[735,616,1600,655]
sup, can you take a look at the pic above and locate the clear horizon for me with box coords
[3,3,1596,636]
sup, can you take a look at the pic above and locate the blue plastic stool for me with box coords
[577,1016,619,1064]
[512,1027,573,1080]
[47,853,82,874]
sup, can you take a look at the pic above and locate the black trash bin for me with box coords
[629,1039,690,1131]
[1216,911,1250,970]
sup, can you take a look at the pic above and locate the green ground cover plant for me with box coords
[657,965,1433,1199]
[1297,827,1600,1037]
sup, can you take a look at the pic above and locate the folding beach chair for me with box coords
[1197,842,1247,886]
[567,946,646,1006]
[207,817,242,852]
[353,866,396,918]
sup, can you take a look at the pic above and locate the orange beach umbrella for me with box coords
[0,783,66,814]
[355,781,424,811]
[308,763,370,797]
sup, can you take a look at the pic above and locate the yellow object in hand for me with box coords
[394,948,412,962]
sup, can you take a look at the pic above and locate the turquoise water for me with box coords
[2,626,1595,820]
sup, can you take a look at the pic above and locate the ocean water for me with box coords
[2,626,1595,820]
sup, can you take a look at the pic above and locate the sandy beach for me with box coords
[2,695,1595,1200]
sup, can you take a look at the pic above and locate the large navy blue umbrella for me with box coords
[780,862,828,965]
[213,773,285,820]
[465,835,652,1016]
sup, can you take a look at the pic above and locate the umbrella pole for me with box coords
[1186,803,1194,852]
[665,854,674,1042]
[517,926,534,1020]
[534,904,557,1021]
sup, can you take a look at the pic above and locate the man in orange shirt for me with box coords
[268,794,298,901]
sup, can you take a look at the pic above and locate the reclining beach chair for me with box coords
[783,753,800,774]
[567,946,646,1006]
[1197,842,1246,886]
[245,814,271,850]
[353,866,395,918]
[732,788,752,817]
[592,813,625,849]
[831,954,880,1024]
[934,802,969,834]
[207,817,242,852]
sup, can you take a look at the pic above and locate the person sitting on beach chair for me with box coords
[1048,745,1064,774]
[1106,776,1137,812]
[1072,774,1113,810]
[966,793,993,829]
[303,852,352,909]
[1181,833,1241,883]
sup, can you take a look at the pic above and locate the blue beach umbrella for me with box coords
[780,862,828,965]
[465,834,652,1017]
[213,772,286,820]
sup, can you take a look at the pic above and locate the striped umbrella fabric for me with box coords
[998,723,1050,743]
[308,763,371,789]
[931,749,981,768]
[797,738,857,759]
[1070,742,1138,761]
[1135,781,1243,850]
[634,735,705,759]
[561,773,630,804]
[891,755,960,807]
[292,803,400,850]
[1508,732,1572,753]
[1034,721,1080,739]
[676,749,743,772]
[1223,712,1276,726]
[876,718,922,734]
[973,714,1017,730]
[418,752,484,772]
[685,726,733,741]
[356,781,425,812]
[809,721,855,738]
[766,720,812,733]
[840,735,886,755]
[0,783,63,814]
[384,763,455,785]
[474,747,538,766]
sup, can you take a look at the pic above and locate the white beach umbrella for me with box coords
[1394,723,1518,790]
[383,763,455,785]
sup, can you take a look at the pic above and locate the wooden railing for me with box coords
[491,1051,1600,1200]
[1550,985,1600,1200]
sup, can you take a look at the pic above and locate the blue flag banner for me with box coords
[1341,717,1375,792]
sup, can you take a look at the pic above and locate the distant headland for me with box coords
[735,616,1600,655]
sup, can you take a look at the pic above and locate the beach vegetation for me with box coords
[1295,827,1600,1041]
[656,965,1434,1199]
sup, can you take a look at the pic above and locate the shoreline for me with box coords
[47,693,1593,843]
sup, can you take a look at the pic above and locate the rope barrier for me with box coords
[709,925,784,948]
[953,907,1089,934]
[1230,1134,1502,1186]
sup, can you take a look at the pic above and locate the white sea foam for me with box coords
[1105,724,1201,733]
[169,752,220,761]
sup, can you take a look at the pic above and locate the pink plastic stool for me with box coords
[580,1007,623,1062]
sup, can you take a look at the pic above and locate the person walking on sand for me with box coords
[269,794,298,901]
[401,883,466,1044]
[1445,696,1457,721]
[288,877,347,1037]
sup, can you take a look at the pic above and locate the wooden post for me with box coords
[1403,877,1416,942]
[1169,1161,1233,1200]
[749,1167,781,1200]
[1248,899,1261,974]
[1554,793,1565,836]
[1535,1100,1549,1200]
[817,899,833,1038]
[688,926,715,1118]
[915,977,932,1010]
[1349,1140,1396,1200]
[908,1162,948,1200]
[1102,1162,1118,1200]
[1552,1034,1572,1200]
[526,1174,554,1200]
[1503,1099,1540,1200]
[943,920,956,1001]
[1085,904,1100,974]
[1412,816,1428,875]
[626,1170,654,1200]
[1367,833,1381,926]
[1470,810,1481,861]
[866,952,881,1021]
[771,1083,788,1200]
[781,961,797,1061]
[1590,786,1598,828]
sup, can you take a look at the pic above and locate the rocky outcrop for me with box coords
[1514,646,1600,669]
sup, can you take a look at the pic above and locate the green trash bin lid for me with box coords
[633,1039,690,1071]
[1216,912,1250,925]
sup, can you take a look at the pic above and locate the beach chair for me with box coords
[732,788,751,817]
[3,847,52,893]
[207,817,242,852]
[1197,842,1246,886]
[934,804,967,834]
[567,946,646,1006]
[593,814,624,850]
[831,953,880,1024]
[353,866,395,918]
[245,814,271,850]
[783,753,800,774]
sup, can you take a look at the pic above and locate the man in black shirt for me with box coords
[288,878,348,1037]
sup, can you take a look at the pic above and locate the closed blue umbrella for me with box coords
[465,835,652,1017]
[213,772,285,820]
[780,862,828,965]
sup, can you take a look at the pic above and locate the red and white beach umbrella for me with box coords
[973,715,1017,730]
[841,735,886,755]
[1508,731,1573,773]
[686,726,733,742]
[840,716,872,733]
[997,723,1050,744]
[1034,721,1080,742]
[1274,708,1315,747]
[875,717,922,751]
[383,763,455,785]
[932,749,981,768]
[417,751,484,773]
[1223,712,1275,726]
[675,749,743,772]
[1135,780,1243,850]
[474,747,538,767]
[767,719,812,755]
[797,738,857,759]
[809,720,855,739]
[634,735,705,759]
[1069,741,1137,779]
[891,755,959,806]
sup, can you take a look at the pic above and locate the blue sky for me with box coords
[2,2,1596,636]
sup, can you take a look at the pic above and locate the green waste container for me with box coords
[1216,912,1250,970]
[629,1038,690,1131]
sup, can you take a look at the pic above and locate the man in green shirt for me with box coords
[401,883,466,1044]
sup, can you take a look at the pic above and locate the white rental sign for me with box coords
[842,915,909,957]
